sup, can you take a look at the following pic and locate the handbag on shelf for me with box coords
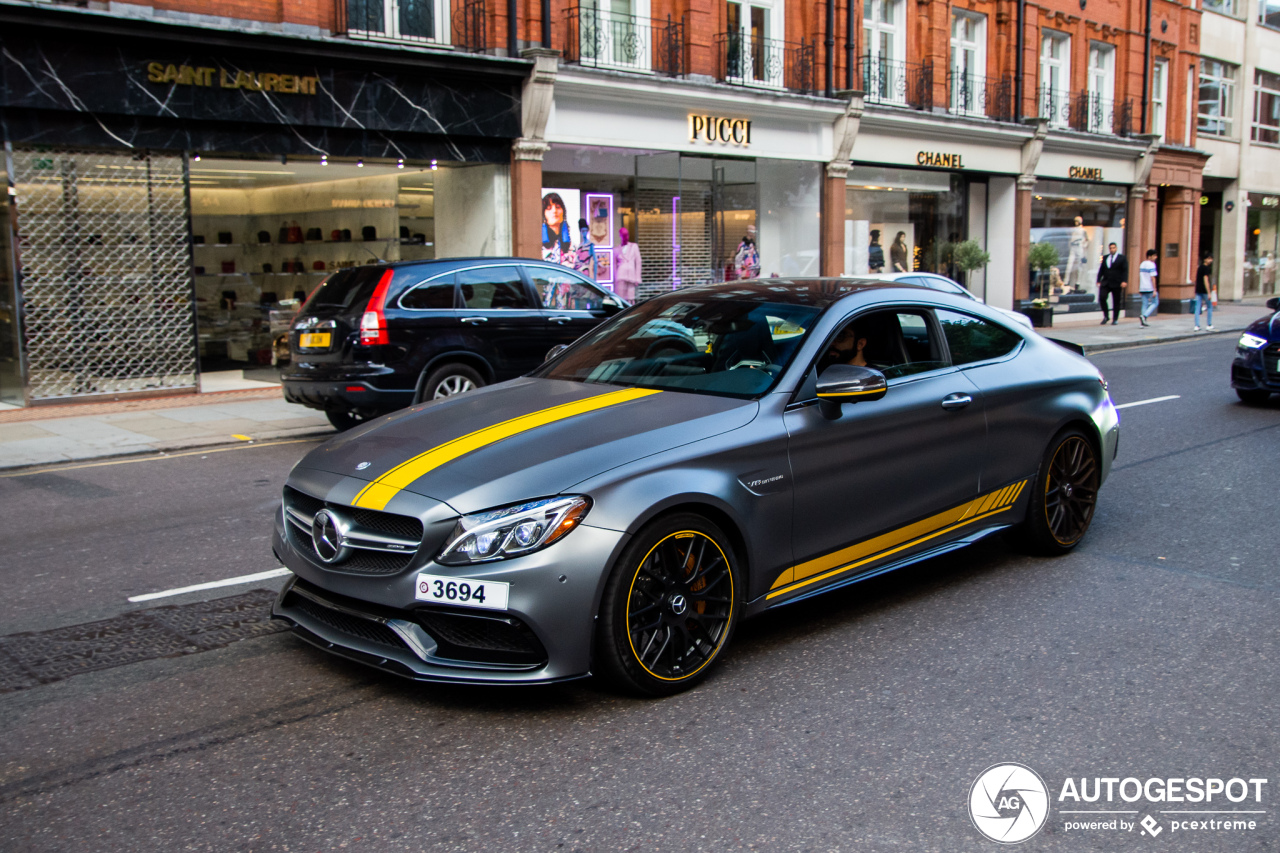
[262,263,273,273]
[221,260,236,274]
[287,221,304,243]
[306,228,323,241]
[217,231,233,244]
[361,225,377,241]
[312,261,326,270]
[278,222,290,244]
[258,231,271,244]
[340,228,352,242]
[330,229,342,242]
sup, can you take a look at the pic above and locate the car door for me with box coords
[526,265,623,349]
[455,264,548,378]
[778,307,987,597]
[390,269,462,380]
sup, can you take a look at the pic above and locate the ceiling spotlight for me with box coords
[357,159,364,167]
[192,153,201,162]
[430,159,438,171]
[397,159,405,169]
[320,155,329,166]
[281,153,288,165]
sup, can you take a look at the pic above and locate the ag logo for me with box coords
[969,763,1050,844]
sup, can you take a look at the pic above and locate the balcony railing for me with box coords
[947,69,1014,122]
[564,6,684,76]
[1038,87,1134,136]
[452,0,487,50]
[859,55,932,111]
[339,0,447,45]
[716,32,815,95]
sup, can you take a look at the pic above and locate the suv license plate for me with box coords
[414,573,509,611]
[299,332,331,348]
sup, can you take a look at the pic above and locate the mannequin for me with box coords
[615,226,642,302]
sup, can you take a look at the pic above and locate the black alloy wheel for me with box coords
[416,363,485,404]
[1019,428,1099,554]
[326,410,370,431]
[597,514,740,696]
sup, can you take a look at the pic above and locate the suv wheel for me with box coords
[416,363,484,403]
[326,410,370,431]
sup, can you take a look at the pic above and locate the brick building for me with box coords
[0,0,1215,405]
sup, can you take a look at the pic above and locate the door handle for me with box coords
[547,315,573,323]
[460,316,489,325]
[941,393,973,410]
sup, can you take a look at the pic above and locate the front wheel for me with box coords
[596,514,741,696]
[1018,428,1100,555]
[1236,388,1271,405]
[325,410,370,431]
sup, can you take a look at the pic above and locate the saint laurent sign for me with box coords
[146,63,320,94]
[917,151,964,168]
[689,115,752,146]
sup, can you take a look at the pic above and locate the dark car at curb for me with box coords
[270,278,1119,696]
[282,258,626,430]
[1231,296,1280,404]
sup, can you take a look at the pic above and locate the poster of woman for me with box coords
[585,193,615,284]
[541,189,581,266]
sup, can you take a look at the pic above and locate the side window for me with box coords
[458,266,535,310]
[936,309,1023,365]
[530,268,607,311]
[816,309,946,381]
[398,273,457,310]
[923,275,971,298]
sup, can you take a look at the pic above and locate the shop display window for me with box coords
[1029,179,1126,300]
[845,167,967,281]
[1245,193,1280,295]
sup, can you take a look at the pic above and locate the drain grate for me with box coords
[0,589,286,694]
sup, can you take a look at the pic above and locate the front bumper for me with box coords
[270,489,629,685]
[1231,346,1280,392]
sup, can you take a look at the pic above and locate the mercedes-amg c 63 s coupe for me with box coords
[272,278,1119,695]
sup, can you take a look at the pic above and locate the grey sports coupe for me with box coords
[271,279,1119,695]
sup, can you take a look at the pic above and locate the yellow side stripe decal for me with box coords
[767,479,1028,599]
[352,387,663,510]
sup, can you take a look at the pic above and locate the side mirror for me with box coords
[595,298,624,317]
[544,344,569,363]
[816,364,887,419]
[1268,297,1280,312]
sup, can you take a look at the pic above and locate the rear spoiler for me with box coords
[1044,337,1086,356]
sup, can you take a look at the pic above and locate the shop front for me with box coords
[540,72,837,301]
[1244,192,1280,296]
[0,8,524,405]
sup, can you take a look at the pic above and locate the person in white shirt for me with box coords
[1138,249,1159,327]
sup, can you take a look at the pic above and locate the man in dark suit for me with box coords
[1096,242,1128,325]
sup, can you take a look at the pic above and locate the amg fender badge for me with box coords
[738,471,787,496]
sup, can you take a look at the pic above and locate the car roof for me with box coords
[670,278,935,309]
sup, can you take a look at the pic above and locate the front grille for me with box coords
[1266,346,1280,381]
[289,592,406,651]
[418,611,547,665]
[283,486,423,575]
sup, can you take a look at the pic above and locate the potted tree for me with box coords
[952,240,991,291]
[1024,242,1060,327]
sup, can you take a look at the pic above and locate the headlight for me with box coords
[436,496,591,565]
[1238,333,1269,350]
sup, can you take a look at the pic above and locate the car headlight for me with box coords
[1238,333,1269,350]
[436,496,591,565]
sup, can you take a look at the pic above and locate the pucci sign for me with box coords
[689,114,752,146]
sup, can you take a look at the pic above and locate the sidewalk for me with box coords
[0,297,1273,472]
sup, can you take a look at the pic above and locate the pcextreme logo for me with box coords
[968,763,1270,844]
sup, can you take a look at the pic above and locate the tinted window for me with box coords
[937,309,1023,365]
[458,267,534,310]
[399,273,457,310]
[816,309,946,381]
[304,267,387,311]
[531,268,607,311]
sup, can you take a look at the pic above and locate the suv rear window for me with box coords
[305,267,390,312]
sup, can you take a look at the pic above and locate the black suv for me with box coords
[282,258,626,429]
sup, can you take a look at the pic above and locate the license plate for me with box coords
[414,573,509,611]
[299,332,331,348]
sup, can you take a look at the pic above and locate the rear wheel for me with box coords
[416,363,484,403]
[1236,388,1270,405]
[597,514,741,697]
[325,410,370,431]
[1019,428,1100,555]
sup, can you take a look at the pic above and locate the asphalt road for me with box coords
[1,335,1277,852]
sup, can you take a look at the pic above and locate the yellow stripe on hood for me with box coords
[352,387,663,510]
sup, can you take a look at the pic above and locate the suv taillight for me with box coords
[359,269,394,345]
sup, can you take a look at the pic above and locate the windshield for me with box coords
[534,292,822,399]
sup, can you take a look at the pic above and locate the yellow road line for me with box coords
[353,387,663,510]
[0,437,322,478]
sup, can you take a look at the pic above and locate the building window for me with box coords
[1198,59,1237,137]
[1262,0,1280,29]
[1253,69,1280,145]
[863,0,906,103]
[949,11,987,116]
[726,0,784,87]
[1086,43,1116,133]
[1203,0,1237,17]
[346,0,449,44]
[1039,32,1071,128]
[1151,59,1168,140]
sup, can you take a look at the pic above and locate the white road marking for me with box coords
[128,568,291,603]
[1115,395,1181,410]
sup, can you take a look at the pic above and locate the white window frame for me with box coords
[1040,31,1071,128]
[1253,68,1280,145]
[579,0,654,71]
[949,11,988,116]
[1087,42,1116,133]
[864,0,907,104]
[1151,58,1169,140]
[349,0,451,45]
[727,0,785,88]
[1198,58,1238,138]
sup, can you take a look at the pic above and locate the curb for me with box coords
[1075,325,1246,354]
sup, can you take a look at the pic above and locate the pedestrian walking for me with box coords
[1138,249,1158,327]
[1096,241,1128,325]
[1193,255,1216,331]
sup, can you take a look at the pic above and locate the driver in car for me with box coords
[824,324,869,369]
